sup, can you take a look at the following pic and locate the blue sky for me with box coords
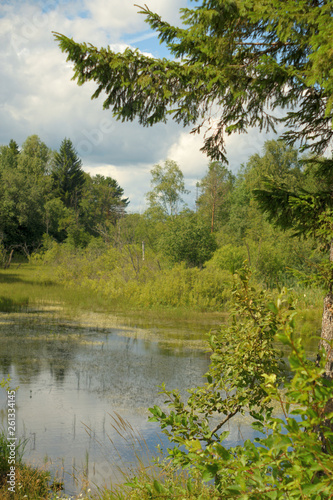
[0,0,282,211]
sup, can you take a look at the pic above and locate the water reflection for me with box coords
[0,307,212,495]
[0,306,319,496]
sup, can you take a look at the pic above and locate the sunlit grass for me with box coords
[0,263,108,310]
[0,262,324,341]
[0,263,228,330]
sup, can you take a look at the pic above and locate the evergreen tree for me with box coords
[51,138,85,210]
[255,155,333,377]
[54,1,333,161]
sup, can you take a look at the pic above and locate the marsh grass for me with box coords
[80,412,219,500]
[0,264,111,312]
[0,263,228,329]
[0,429,50,500]
[0,429,27,478]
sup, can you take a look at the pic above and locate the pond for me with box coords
[0,305,319,496]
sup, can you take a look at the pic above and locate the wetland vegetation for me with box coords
[0,136,328,498]
[2,0,333,493]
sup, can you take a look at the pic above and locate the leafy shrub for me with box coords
[148,268,333,497]
[159,213,217,267]
[206,244,247,273]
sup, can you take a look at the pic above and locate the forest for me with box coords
[2,0,333,498]
[0,135,324,311]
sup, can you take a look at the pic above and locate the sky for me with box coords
[0,0,283,212]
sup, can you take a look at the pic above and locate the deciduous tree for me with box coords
[196,161,234,232]
[80,174,129,238]
[159,211,217,267]
[146,160,189,217]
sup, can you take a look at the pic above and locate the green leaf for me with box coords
[202,464,219,482]
[215,444,231,460]
[153,479,166,494]
[187,478,193,493]
[268,302,278,314]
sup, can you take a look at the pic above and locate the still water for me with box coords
[0,306,316,495]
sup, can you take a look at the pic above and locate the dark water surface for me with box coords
[0,306,318,495]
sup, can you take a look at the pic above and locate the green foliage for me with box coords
[0,430,26,480]
[159,212,217,267]
[196,161,235,232]
[43,197,69,240]
[51,137,85,210]
[0,241,7,268]
[80,174,129,238]
[35,242,232,311]
[148,269,333,497]
[54,1,333,161]
[245,140,303,192]
[0,135,129,254]
[134,264,232,310]
[116,213,165,253]
[0,140,19,173]
[149,269,289,466]
[18,134,51,179]
[120,472,220,499]
[205,244,247,274]
[146,160,189,217]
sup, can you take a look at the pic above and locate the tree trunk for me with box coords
[211,200,215,233]
[3,249,14,269]
[320,293,333,378]
[320,241,333,378]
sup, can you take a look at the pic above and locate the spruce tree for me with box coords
[54,1,333,161]
[52,138,85,210]
[255,156,333,377]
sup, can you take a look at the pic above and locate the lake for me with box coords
[0,305,319,496]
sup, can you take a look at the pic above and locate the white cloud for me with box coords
[166,131,209,178]
[86,162,151,212]
[0,0,284,211]
[82,0,187,38]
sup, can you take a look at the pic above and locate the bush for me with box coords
[206,244,247,273]
[159,213,217,267]
[148,268,333,497]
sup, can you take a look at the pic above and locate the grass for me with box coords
[0,429,50,500]
[0,261,326,499]
[0,263,107,310]
[0,261,324,336]
[0,262,228,331]
[0,415,218,500]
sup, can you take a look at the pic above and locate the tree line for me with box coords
[48,1,333,496]
[1,135,323,290]
[0,135,128,257]
[1,135,320,297]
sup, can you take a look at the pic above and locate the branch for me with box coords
[210,405,241,437]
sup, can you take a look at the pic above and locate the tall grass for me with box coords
[0,263,230,331]
[0,429,50,500]
[81,413,219,500]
